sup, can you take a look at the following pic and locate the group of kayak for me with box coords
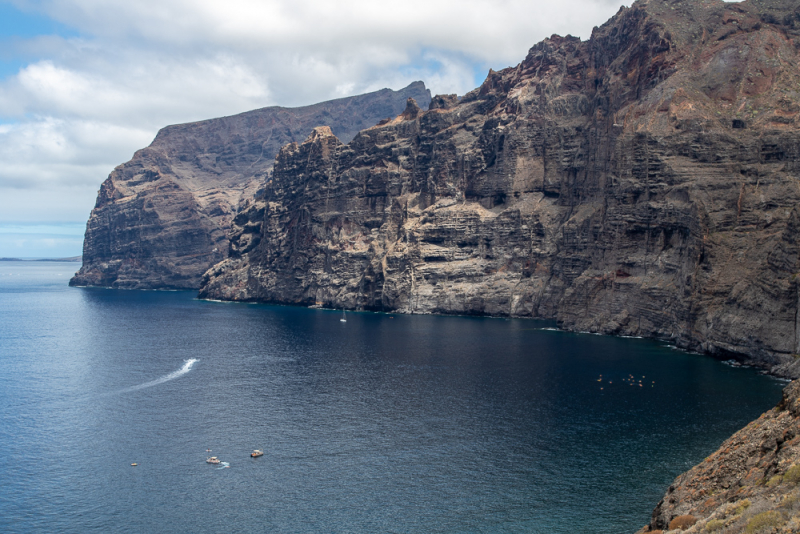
[206,449,262,464]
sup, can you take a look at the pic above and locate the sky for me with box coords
[0,0,630,258]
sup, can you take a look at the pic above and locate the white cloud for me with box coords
[1,0,628,226]
[36,0,625,64]
[0,117,151,186]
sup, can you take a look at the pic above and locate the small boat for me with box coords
[251,450,263,458]
[131,463,138,467]
[206,457,220,464]
[340,310,347,322]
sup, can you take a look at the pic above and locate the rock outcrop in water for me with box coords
[638,380,800,533]
[199,0,800,377]
[70,82,431,289]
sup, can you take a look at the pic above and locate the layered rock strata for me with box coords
[639,379,800,534]
[70,82,431,289]
[200,0,800,377]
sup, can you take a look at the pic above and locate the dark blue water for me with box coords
[0,261,785,533]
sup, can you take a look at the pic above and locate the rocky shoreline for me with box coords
[72,0,800,378]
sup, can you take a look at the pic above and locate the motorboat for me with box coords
[206,456,220,464]
[251,450,263,458]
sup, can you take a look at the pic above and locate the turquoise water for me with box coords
[0,261,785,533]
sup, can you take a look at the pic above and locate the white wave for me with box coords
[121,359,198,393]
[217,462,230,470]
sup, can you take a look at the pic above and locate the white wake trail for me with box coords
[121,359,198,393]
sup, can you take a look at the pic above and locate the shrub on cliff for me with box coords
[705,518,724,532]
[783,465,800,485]
[745,511,784,533]
[668,515,697,530]
[733,500,752,515]
[779,491,800,512]
[766,474,782,487]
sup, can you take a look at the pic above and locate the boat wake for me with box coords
[217,462,230,470]
[120,359,198,393]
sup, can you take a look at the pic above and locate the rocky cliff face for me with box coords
[638,380,800,533]
[199,0,800,377]
[70,82,431,289]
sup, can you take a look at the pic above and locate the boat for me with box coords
[250,450,263,458]
[340,310,347,322]
[206,456,220,464]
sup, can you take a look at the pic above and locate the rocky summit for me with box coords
[199,0,800,377]
[70,82,431,289]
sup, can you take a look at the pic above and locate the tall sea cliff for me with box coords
[197,0,800,378]
[70,82,431,289]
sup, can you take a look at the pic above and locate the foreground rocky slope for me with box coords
[639,379,800,534]
[200,0,800,377]
[70,82,430,289]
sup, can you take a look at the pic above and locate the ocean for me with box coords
[0,261,784,533]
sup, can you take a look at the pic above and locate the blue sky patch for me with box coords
[0,2,77,39]
[0,2,79,79]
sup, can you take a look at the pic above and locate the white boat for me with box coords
[206,456,220,464]
[251,450,263,458]
[340,310,347,322]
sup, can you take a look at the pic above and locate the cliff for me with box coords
[638,379,800,533]
[199,0,800,377]
[70,82,431,289]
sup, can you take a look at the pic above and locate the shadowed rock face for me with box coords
[200,0,800,376]
[70,82,431,289]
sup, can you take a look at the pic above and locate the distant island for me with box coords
[1,256,82,262]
